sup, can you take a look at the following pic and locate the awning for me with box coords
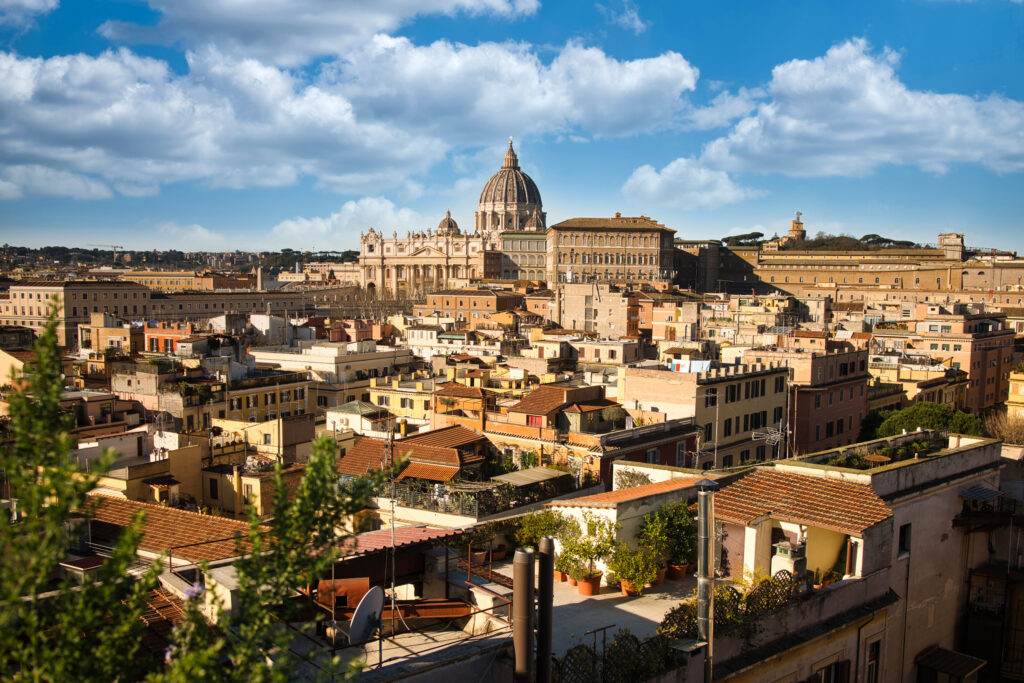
[143,475,180,488]
[491,466,570,488]
[395,462,460,482]
[915,646,986,678]
[960,485,1002,502]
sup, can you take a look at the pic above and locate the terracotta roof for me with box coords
[396,462,460,482]
[547,477,704,508]
[435,382,492,399]
[508,385,571,415]
[338,437,393,476]
[341,526,463,557]
[550,216,672,232]
[86,494,263,562]
[2,349,36,363]
[713,470,892,536]
[403,424,485,449]
[793,330,827,339]
[563,398,618,413]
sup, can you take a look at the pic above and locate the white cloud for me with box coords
[0,39,699,199]
[269,197,425,250]
[0,0,57,27]
[596,1,649,35]
[622,157,765,210]
[99,0,540,67]
[0,165,112,199]
[328,36,698,139]
[701,38,1024,176]
[684,87,763,130]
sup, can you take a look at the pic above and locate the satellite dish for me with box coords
[347,586,384,645]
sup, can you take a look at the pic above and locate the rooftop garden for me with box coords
[808,432,948,470]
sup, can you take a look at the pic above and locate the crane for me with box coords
[89,244,124,266]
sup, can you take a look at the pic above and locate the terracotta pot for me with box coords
[577,572,602,596]
[553,569,567,582]
[648,567,667,587]
[666,563,690,581]
[470,551,488,565]
[568,577,578,586]
[620,580,641,597]
[491,549,507,561]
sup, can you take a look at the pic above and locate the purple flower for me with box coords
[185,583,205,600]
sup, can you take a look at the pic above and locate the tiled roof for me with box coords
[564,398,618,413]
[713,470,892,536]
[547,477,704,508]
[86,493,263,562]
[403,424,484,449]
[396,462,460,482]
[550,216,672,231]
[342,526,463,557]
[435,382,492,399]
[2,349,36,363]
[338,437,393,476]
[508,385,570,415]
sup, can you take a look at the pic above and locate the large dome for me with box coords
[478,142,543,208]
[475,141,546,234]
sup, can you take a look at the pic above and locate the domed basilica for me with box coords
[357,141,544,297]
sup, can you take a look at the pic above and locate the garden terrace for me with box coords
[796,430,949,470]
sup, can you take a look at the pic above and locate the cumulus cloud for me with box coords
[684,87,763,130]
[0,39,699,200]
[701,38,1024,176]
[622,157,765,210]
[269,197,424,249]
[0,0,57,27]
[0,165,112,199]
[326,36,698,139]
[596,1,649,34]
[99,0,540,66]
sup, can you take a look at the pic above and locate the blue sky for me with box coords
[0,0,1021,252]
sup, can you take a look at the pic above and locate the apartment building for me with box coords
[546,214,676,284]
[368,374,436,422]
[743,348,870,456]
[550,283,640,339]
[867,352,969,411]
[76,312,143,354]
[870,303,1014,413]
[618,363,788,469]
[412,289,523,322]
[0,280,150,347]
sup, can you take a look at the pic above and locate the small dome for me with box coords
[478,141,543,209]
[437,209,460,236]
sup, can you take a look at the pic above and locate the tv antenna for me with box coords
[753,423,787,460]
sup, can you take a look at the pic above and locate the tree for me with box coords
[985,412,1024,445]
[614,468,652,490]
[2,307,383,681]
[0,306,161,681]
[875,402,984,438]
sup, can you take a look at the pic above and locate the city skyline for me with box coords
[1,0,1022,252]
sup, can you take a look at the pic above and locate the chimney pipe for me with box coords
[537,537,555,683]
[696,478,719,683]
[513,548,535,682]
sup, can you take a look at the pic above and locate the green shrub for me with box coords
[609,544,659,593]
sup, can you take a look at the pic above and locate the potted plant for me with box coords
[513,509,568,552]
[553,552,572,582]
[563,512,617,597]
[609,544,659,597]
[639,511,671,586]
[655,502,698,581]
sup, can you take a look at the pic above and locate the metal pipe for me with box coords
[696,479,718,683]
[512,547,535,682]
[537,536,555,683]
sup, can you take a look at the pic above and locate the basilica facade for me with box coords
[357,141,544,297]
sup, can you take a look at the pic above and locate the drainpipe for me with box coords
[513,548,535,682]
[696,478,719,683]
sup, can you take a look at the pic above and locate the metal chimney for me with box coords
[513,548,535,682]
[537,536,555,683]
[696,478,719,683]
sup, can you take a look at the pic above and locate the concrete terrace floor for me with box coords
[487,559,698,655]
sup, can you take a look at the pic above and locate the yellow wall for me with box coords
[805,526,847,579]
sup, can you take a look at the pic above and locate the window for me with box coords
[898,523,912,556]
[263,433,272,445]
[722,455,733,468]
[865,640,881,683]
[676,442,687,467]
[723,419,733,437]
[705,387,718,407]
[815,394,822,409]
[527,414,543,428]
[704,422,714,442]
[756,445,765,461]
[810,660,850,683]
[740,449,750,463]
[243,483,254,500]
[646,448,658,464]
[208,478,219,500]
